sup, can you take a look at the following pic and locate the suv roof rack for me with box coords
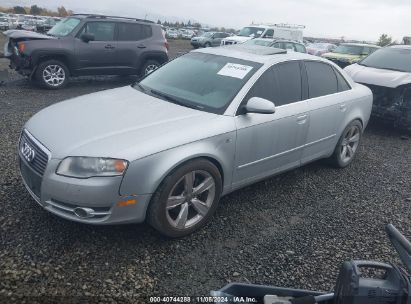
[71,14,154,23]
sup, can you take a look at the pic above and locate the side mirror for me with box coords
[244,97,275,114]
[80,33,94,43]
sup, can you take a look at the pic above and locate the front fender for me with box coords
[119,131,237,197]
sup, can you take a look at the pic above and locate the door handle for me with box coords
[297,114,308,124]
[339,104,347,112]
[104,44,115,49]
[137,44,146,49]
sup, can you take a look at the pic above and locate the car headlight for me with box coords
[56,157,128,178]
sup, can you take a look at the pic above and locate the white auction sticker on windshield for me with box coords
[217,63,253,79]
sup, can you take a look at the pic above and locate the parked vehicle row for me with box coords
[165,28,196,39]
[4,14,169,89]
[0,12,61,32]
[18,44,373,237]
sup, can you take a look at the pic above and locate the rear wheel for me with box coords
[329,120,362,168]
[141,60,160,76]
[35,59,69,89]
[147,159,222,238]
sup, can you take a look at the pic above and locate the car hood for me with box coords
[25,86,233,161]
[344,63,411,88]
[4,29,54,40]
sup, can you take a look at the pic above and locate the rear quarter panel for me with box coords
[338,83,373,136]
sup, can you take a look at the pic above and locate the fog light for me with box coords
[73,207,94,218]
[117,199,137,207]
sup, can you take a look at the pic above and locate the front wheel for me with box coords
[35,59,69,89]
[329,120,363,168]
[147,159,222,238]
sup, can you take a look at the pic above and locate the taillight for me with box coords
[165,41,169,51]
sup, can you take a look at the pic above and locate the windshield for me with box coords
[334,44,364,55]
[359,48,411,73]
[238,26,265,37]
[48,17,80,37]
[136,52,262,114]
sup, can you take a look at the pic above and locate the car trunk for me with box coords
[360,83,411,131]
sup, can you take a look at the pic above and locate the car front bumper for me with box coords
[18,131,152,225]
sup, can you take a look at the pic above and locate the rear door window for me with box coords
[305,61,338,98]
[80,22,115,41]
[118,23,152,41]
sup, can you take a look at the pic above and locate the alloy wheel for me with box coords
[145,64,159,75]
[42,64,65,87]
[166,170,216,229]
[340,125,360,163]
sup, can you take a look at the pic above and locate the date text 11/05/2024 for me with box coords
[149,296,257,303]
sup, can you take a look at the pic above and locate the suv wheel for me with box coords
[35,60,69,89]
[142,60,160,76]
[329,120,362,168]
[204,42,212,48]
[147,159,222,238]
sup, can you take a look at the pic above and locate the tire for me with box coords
[204,42,212,48]
[147,159,222,238]
[35,59,69,89]
[329,120,363,168]
[141,60,160,76]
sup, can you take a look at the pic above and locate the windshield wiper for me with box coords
[133,82,146,92]
[149,89,202,110]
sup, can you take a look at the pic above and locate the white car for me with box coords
[221,24,304,46]
[344,45,411,131]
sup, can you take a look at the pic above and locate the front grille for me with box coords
[19,131,49,176]
[20,158,42,199]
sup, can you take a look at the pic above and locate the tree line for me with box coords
[0,5,73,17]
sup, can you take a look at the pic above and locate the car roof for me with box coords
[194,45,329,64]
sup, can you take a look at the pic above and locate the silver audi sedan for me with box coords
[19,46,372,237]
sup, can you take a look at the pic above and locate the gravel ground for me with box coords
[0,34,411,303]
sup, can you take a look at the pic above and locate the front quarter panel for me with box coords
[119,130,237,197]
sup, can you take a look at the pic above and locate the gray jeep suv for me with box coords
[4,14,169,89]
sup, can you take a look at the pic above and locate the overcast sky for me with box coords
[4,0,410,41]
